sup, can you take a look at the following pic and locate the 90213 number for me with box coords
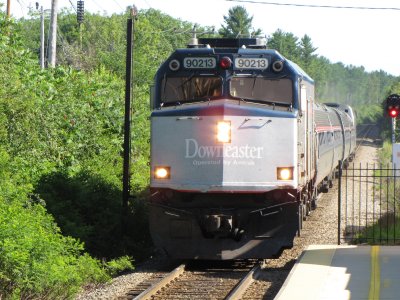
[183,57,216,69]
[234,58,268,69]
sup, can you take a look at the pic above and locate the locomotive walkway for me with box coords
[275,244,400,300]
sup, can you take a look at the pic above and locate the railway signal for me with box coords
[386,94,400,145]
[386,94,400,118]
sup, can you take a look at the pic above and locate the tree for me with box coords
[219,6,262,38]
[267,29,300,61]
[299,34,317,67]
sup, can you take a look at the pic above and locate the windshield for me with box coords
[230,77,293,104]
[161,76,222,103]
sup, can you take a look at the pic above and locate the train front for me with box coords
[149,38,303,259]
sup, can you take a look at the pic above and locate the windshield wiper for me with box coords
[251,74,257,97]
[178,73,196,91]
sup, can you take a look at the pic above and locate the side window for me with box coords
[300,85,307,112]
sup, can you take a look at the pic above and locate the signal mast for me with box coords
[386,94,400,144]
[386,94,400,168]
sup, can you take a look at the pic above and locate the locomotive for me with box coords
[149,38,356,260]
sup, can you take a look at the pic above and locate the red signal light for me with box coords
[389,108,398,118]
[219,56,232,69]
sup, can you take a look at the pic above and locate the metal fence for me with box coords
[338,161,400,245]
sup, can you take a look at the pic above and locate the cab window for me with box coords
[230,77,293,105]
[161,76,222,103]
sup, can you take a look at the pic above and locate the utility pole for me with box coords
[122,5,138,231]
[48,0,58,67]
[40,5,45,69]
[6,0,10,18]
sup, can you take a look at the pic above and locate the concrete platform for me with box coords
[275,245,400,300]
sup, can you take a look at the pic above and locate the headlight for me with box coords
[277,167,294,180]
[217,121,231,143]
[154,166,171,179]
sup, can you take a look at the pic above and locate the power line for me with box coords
[16,0,26,16]
[68,0,77,13]
[142,0,152,9]
[89,0,105,12]
[110,0,124,11]
[226,0,400,11]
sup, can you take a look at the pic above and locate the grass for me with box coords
[354,141,400,245]
[354,213,400,245]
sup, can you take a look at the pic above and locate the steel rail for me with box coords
[224,261,263,300]
[134,264,186,300]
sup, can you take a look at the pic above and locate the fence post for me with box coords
[338,160,342,245]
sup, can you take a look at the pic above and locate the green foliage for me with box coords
[219,6,262,37]
[104,256,134,277]
[0,15,145,299]
[378,140,392,166]
[388,79,400,95]
[354,214,400,245]
[355,103,383,124]
[1,63,125,184]
[0,199,109,299]
[268,29,300,62]
[299,34,317,68]
[0,143,109,299]
[34,170,152,259]
[20,8,193,82]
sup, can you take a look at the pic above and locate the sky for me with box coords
[3,0,400,76]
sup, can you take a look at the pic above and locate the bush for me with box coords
[0,146,139,299]
[0,196,110,299]
[34,170,152,259]
[0,19,137,299]
[104,256,134,277]
[0,146,106,299]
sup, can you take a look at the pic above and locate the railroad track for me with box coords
[120,260,263,300]
[356,123,380,152]
[117,270,176,299]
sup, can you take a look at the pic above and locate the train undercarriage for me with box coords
[149,188,301,260]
